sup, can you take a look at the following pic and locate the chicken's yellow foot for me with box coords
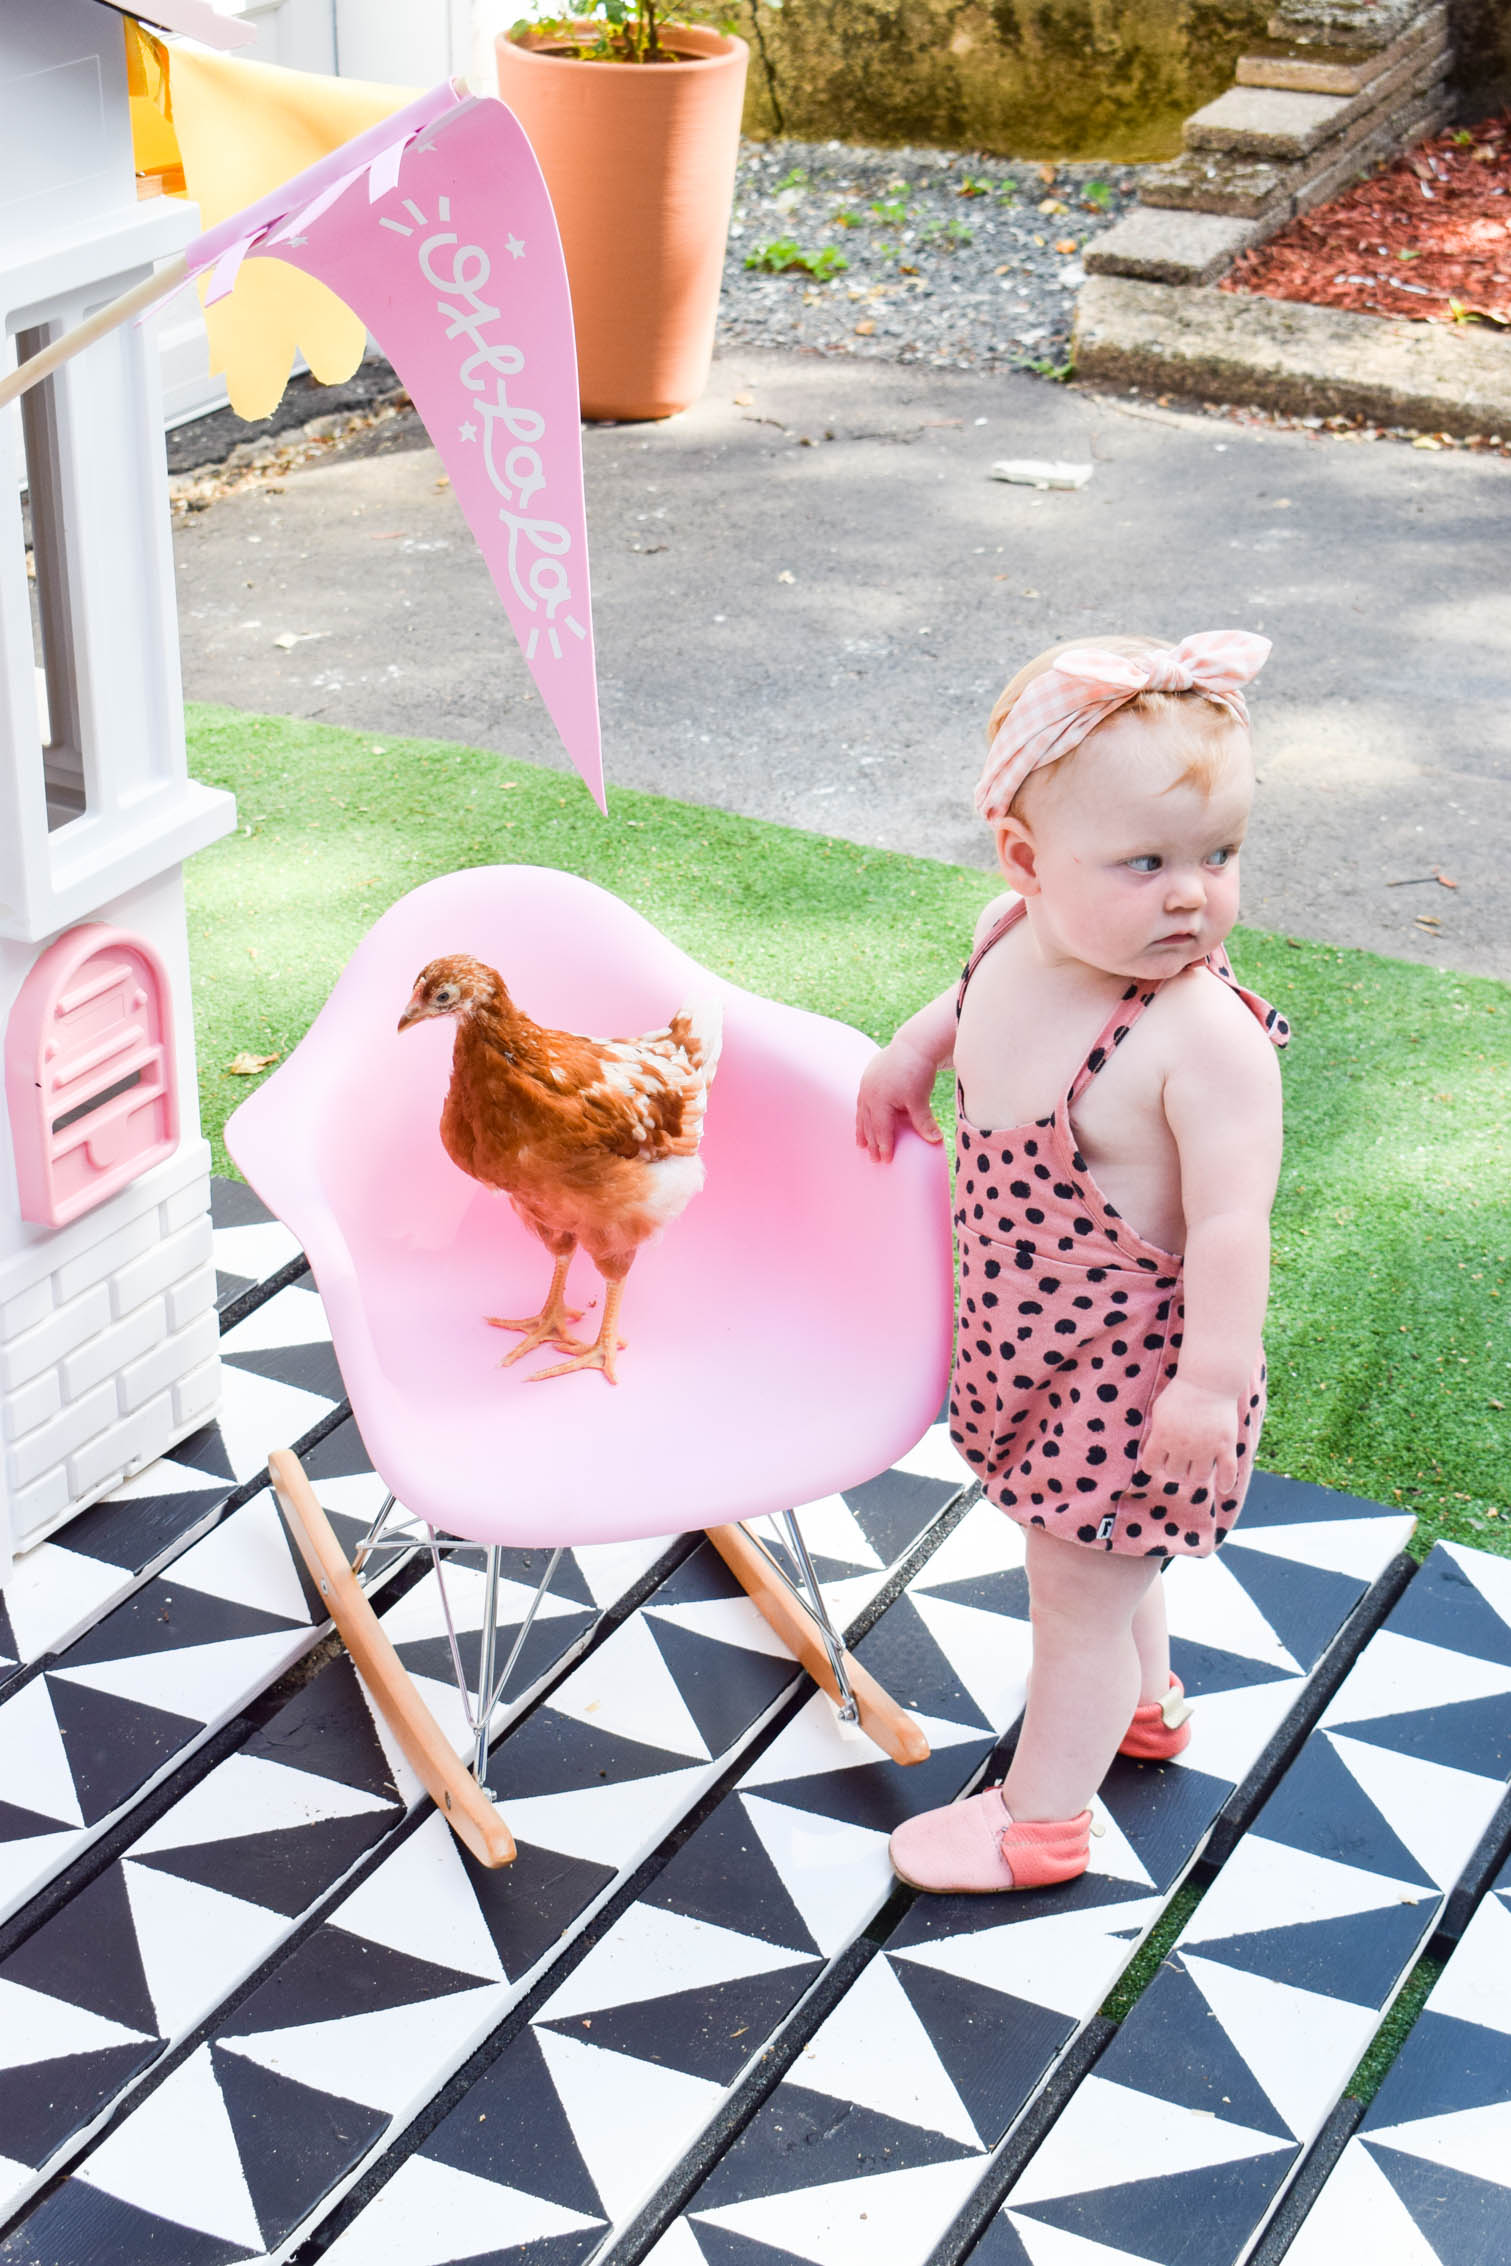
[487,1254,587,1364]
[529,1280,627,1386]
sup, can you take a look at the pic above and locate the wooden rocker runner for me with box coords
[234,869,957,1867]
[272,1448,930,1869]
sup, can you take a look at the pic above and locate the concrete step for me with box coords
[1146,37,1450,220]
[1186,21,1448,161]
[1239,0,1444,91]
[1269,0,1424,48]
[1072,273,1511,440]
[1083,208,1263,287]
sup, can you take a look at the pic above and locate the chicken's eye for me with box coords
[436,988,456,1006]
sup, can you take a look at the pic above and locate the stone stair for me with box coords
[1086,0,1455,287]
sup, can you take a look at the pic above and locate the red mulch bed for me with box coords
[1221,111,1511,328]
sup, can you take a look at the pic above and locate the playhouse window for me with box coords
[16,326,86,831]
[6,927,179,1229]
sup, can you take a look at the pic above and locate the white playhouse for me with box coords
[0,0,242,1582]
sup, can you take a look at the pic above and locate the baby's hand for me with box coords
[856,1040,943,1160]
[1141,1379,1240,1498]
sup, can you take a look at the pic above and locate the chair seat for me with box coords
[227,866,954,1548]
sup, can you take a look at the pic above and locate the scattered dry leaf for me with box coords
[227,1051,279,1075]
[733,391,754,405]
[854,319,876,335]
[1054,237,1078,255]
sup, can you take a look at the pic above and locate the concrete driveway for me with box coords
[173,352,1511,978]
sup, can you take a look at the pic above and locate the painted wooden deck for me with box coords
[0,1184,1506,2266]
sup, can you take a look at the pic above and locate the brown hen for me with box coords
[398,955,721,1383]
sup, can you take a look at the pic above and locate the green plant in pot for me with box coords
[497,0,752,419]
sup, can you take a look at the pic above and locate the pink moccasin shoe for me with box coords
[1119,1673,1194,1761]
[889,1786,1094,1894]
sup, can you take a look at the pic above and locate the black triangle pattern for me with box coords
[1330,1692,1511,1782]
[646,1795,822,1954]
[888,1866,1158,1956]
[46,1481,227,1580]
[0,2180,259,2265]
[130,1808,396,1921]
[224,1921,486,2036]
[246,1656,403,1802]
[888,1955,1075,2150]
[965,2212,1041,2266]
[219,1336,347,1408]
[685,2224,816,2266]
[495,1706,703,1798]
[1218,1545,1370,1674]
[210,2044,389,2247]
[46,1675,202,1828]
[842,1466,959,1566]
[61,1583,306,1666]
[1013,2147,1298,2265]
[1235,1473,1402,1531]
[851,1593,996,1733]
[684,2211,811,2266]
[424,2025,607,2218]
[5,1854,161,2034]
[1091,1956,1294,2140]
[1362,2007,1511,2129]
[1167,1633,1298,1699]
[1388,1554,1511,1671]
[0,1794,75,1842]
[1189,1895,1437,2008]
[750,1729,996,1840]
[460,1836,619,1987]
[1096,1754,1234,1897]
[643,1615,801,1756]
[538,1962,821,2087]
[694,2085,977,2211]
[0,2039,161,2172]
[1365,2143,1511,2266]
[1251,1730,1437,1890]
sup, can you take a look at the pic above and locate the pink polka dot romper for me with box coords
[949,903,1290,1558]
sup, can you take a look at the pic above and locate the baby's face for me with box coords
[1002,708,1253,981]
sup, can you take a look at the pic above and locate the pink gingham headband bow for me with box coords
[975,630,1272,822]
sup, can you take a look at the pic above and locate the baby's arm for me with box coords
[856,892,1016,1159]
[1142,980,1283,1495]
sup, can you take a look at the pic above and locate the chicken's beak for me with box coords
[397,988,428,1032]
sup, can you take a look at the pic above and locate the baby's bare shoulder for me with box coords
[1153,966,1280,1081]
[971,890,1020,950]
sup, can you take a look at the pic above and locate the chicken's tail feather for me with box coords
[669,998,723,1083]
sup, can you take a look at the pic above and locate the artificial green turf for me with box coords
[184,704,1510,1561]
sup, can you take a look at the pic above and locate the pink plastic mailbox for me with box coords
[226,868,956,1867]
[6,925,180,1229]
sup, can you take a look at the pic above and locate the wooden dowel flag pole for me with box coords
[1,83,605,808]
[0,256,189,414]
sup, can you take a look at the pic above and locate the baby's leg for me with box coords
[1132,1571,1173,1706]
[1003,1529,1161,1821]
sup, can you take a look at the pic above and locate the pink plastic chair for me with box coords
[228,866,955,1863]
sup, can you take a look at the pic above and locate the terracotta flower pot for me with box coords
[496,23,748,422]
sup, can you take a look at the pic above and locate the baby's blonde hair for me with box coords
[988,633,1249,821]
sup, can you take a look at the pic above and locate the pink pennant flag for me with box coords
[184,90,605,811]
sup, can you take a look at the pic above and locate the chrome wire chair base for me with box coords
[354,1493,563,1793]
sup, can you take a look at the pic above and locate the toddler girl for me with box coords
[857,631,1288,1894]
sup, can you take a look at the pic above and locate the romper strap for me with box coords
[956,898,1028,1021]
[1068,946,1290,1111]
[1066,979,1159,1107]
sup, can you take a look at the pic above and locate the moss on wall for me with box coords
[736,0,1271,160]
